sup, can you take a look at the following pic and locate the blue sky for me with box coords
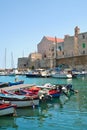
[0,0,87,68]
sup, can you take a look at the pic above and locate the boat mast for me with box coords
[11,52,14,70]
[5,48,6,71]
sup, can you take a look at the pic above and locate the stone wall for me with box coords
[56,55,87,70]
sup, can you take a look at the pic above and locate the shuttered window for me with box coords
[82,43,86,48]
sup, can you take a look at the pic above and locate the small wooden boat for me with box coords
[52,72,72,78]
[48,89,61,98]
[51,69,72,79]
[0,102,16,116]
[0,93,39,108]
[0,82,9,88]
[26,71,41,78]
[40,70,51,77]
[19,86,41,96]
[8,80,24,86]
[19,83,64,100]
[37,83,78,100]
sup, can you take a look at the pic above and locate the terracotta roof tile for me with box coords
[46,36,64,43]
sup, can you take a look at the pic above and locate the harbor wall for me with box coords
[56,55,87,70]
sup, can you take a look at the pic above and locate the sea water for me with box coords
[0,75,87,130]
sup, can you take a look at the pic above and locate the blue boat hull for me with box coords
[9,80,24,86]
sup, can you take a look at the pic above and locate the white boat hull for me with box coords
[0,106,16,116]
[52,73,72,79]
[0,93,39,108]
[9,99,39,107]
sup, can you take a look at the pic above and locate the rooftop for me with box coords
[46,36,64,43]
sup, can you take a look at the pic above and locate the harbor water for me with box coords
[0,75,87,130]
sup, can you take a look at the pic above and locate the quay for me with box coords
[0,84,34,92]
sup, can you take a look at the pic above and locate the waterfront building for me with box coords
[18,57,28,70]
[17,26,87,70]
[57,26,87,69]
[18,52,42,70]
[37,36,64,59]
[28,52,42,69]
[29,52,42,62]
[37,36,64,68]
[64,26,87,58]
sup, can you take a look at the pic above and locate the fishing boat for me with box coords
[20,83,63,100]
[20,83,66,98]
[26,70,41,78]
[8,83,61,101]
[37,83,78,100]
[51,70,72,79]
[0,82,9,88]
[0,92,39,108]
[19,86,40,96]
[48,89,61,98]
[40,70,51,77]
[0,102,16,116]
[8,80,24,86]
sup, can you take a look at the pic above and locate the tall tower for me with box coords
[74,26,80,56]
[74,26,80,37]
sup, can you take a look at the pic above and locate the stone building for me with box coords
[57,26,87,69]
[29,52,42,62]
[37,36,64,68]
[37,36,64,59]
[18,26,87,70]
[64,26,87,57]
[28,52,42,69]
[17,57,28,70]
[18,53,42,70]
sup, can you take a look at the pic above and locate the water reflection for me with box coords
[0,98,67,129]
[66,78,72,84]
[0,91,87,130]
[17,107,40,117]
[8,99,65,129]
[1,76,87,130]
[0,117,18,129]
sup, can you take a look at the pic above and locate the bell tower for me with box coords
[74,26,80,37]
[74,26,80,56]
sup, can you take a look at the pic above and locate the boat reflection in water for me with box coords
[0,117,18,129]
[17,107,40,117]
[18,97,68,116]
[0,93,71,130]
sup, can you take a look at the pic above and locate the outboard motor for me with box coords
[66,84,72,90]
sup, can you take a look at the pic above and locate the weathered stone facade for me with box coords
[18,26,87,70]
[28,52,42,69]
[17,57,29,70]
[37,36,64,68]
[37,36,64,59]
[18,53,42,70]
[29,52,42,62]
[56,55,87,70]
[64,26,87,58]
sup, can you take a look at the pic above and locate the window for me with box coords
[82,34,85,39]
[58,46,62,51]
[51,48,54,51]
[82,43,86,48]
[83,51,85,54]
